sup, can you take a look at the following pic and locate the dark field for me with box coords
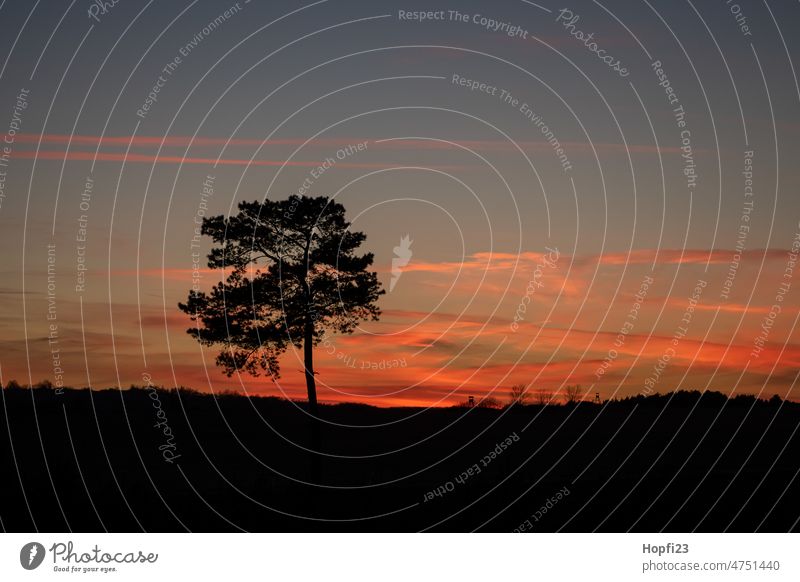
[1,386,798,532]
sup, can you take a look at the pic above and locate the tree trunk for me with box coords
[303,319,322,483]
[303,320,318,412]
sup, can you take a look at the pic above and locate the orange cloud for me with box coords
[591,248,787,266]
[7,243,795,406]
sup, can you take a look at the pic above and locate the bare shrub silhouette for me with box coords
[563,384,583,405]
[508,383,531,407]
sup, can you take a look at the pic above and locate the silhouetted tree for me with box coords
[768,394,783,406]
[536,389,552,406]
[507,383,531,407]
[179,196,383,459]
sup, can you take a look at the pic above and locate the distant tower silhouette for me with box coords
[594,392,601,404]
[468,395,475,408]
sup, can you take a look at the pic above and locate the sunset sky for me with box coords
[0,0,799,406]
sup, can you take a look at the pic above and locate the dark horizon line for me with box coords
[3,380,794,410]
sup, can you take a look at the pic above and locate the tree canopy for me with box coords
[179,195,384,407]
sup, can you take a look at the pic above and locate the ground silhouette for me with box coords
[1,383,798,532]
